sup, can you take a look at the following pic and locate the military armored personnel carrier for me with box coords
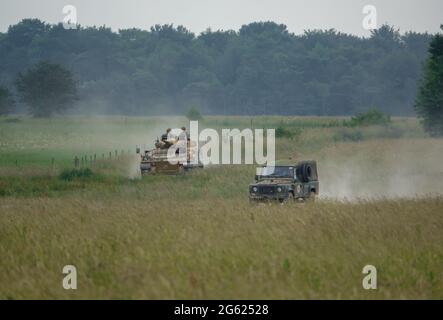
[137,138,202,175]
[249,161,319,203]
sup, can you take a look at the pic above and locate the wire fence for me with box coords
[73,149,134,169]
[8,148,139,170]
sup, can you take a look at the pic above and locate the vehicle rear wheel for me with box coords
[307,191,316,203]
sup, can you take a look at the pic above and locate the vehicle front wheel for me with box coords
[280,192,294,205]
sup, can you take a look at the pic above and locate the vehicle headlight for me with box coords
[277,187,282,192]
[252,187,258,193]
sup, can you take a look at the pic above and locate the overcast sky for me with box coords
[0,0,442,36]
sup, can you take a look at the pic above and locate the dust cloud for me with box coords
[122,127,443,201]
[317,139,443,201]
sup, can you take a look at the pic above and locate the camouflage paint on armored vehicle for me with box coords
[137,139,202,175]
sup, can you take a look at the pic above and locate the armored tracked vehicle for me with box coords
[137,138,202,175]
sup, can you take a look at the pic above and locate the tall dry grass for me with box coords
[0,196,441,299]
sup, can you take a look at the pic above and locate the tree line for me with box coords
[0,19,437,118]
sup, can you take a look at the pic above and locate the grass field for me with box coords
[0,115,442,299]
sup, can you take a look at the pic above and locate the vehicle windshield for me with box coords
[257,166,294,178]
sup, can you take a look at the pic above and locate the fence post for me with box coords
[74,156,79,168]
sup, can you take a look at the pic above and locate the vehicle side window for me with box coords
[288,167,294,180]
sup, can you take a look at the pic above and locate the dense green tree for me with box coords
[0,86,15,115]
[369,25,402,52]
[0,19,436,116]
[415,26,443,136]
[186,106,203,120]
[6,19,49,47]
[15,62,77,117]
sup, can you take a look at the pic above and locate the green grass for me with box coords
[0,115,441,299]
[0,115,425,167]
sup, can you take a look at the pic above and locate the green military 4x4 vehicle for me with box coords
[249,161,319,203]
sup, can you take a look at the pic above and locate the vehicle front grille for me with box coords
[259,186,276,194]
